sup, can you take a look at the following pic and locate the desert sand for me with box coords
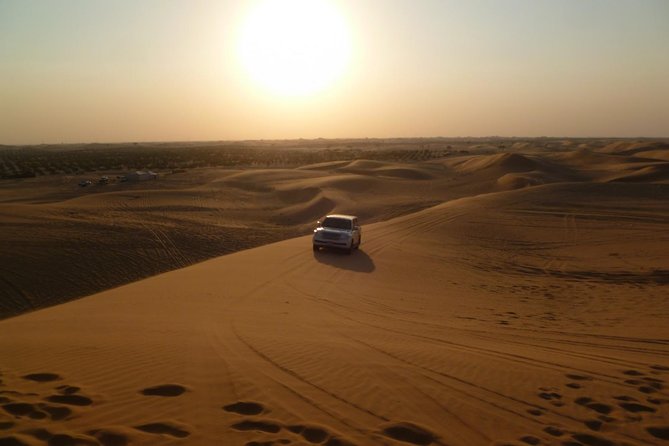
[0,139,668,446]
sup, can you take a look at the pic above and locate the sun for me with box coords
[238,0,351,97]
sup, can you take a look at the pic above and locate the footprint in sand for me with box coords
[518,435,541,445]
[231,419,282,434]
[87,428,130,446]
[1,373,93,431]
[10,424,131,446]
[135,422,190,438]
[646,425,669,440]
[235,421,355,446]
[537,388,565,407]
[570,432,617,446]
[0,434,34,445]
[45,394,92,407]
[21,373,62,383]
[538,390,562,401]
[380,422,437,446]
[288,425,355,446]
[2,386,77,423]
[565,373,592,382]
[642,376,664,385]
[287,424,331,443]
[224,401,355,446]
[618,402,656,414]
[39,403,72,421]
[3,400,74,422]
[575,397,612,415]
[322,436,356,445]
[140,384,187,397]
[223,401,265,416]
[2,402,51,420]
[0,372,102,446]
[638,385,658,394]
[55,385,81,395]
[42,432,99,446]
[638,376,664,394]
[647,397,669,406]
[584,419,603,431]
[543,426,564,437]
[6,428,105,446]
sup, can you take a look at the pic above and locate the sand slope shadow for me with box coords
[313,249,375,273]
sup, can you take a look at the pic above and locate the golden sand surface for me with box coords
[0,139,667,445]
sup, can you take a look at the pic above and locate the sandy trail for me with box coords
[1,180,667,446]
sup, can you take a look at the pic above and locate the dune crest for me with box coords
[450,152,539,173]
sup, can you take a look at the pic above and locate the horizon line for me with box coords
[3,135,668,148]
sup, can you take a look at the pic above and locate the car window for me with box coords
[322,218,352,230]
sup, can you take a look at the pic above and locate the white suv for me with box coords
[313,214,362,254]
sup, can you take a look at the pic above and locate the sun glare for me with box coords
[238,0,351,97]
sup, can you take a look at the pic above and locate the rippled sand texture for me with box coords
[0,139,668,445]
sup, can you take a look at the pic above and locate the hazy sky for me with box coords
[1,0,668,144]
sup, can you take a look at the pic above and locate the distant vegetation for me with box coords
[0,140,464,179]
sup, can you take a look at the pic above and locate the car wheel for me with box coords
[355,236,361,249]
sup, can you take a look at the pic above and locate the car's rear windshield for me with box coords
[322,217,352,230]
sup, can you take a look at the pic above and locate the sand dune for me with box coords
[298,160,354,171]
[603,164,669,183]
[2,142,668,317]
[554,148,658,168]
[496,171,555,190]
[449,152,541,173]
[634,151,669,162]
[273,194,336,226]
[277,174,378,195]
[599,141,669,157]
[336,160,441,180]
[1,141,668,445]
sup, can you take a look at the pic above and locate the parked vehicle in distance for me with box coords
[313,214,361,254]
[78,180,92,187]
